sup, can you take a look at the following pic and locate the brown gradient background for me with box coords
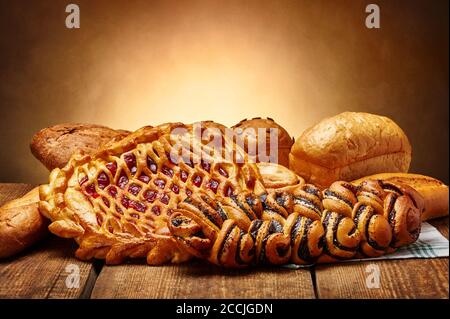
[0,0,448,184]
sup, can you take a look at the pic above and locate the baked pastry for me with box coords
[169,179,424,267]
[232,117,294,167]
[352,173,448,221]
[289,112,412,188]
[0,187,48,258]
[39,122,267,265]
[30,123,131,170]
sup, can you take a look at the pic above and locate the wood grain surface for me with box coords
[315,219,449,299]
[0,183,98,299]
[0,183,448,299]
[91,261,315,299]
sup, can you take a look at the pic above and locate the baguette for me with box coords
[352,173,448,221]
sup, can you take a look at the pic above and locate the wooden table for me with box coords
[1,183,448,299]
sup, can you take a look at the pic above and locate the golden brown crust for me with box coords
[0,187,48,258]
[352,173,449,221]
[256,162,302,189]
[39,122,266,265]
[232,117,294,167]
[169,179,423,267]
[30,123,131,170]
[289,112,412,188]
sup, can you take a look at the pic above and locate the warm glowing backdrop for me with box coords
[0,0,448,184]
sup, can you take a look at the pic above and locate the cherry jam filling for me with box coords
[130,213,140,219]
[121,196,130,208]
[154,178,166,189]
[124,153,137,175]
[207,179,219,193]
[171,184,180,194]
[184,158,194,168]
[128,183,142,196]
[97,172,110,190]
[192,175,202,187]
[161,166,174,177]
[180,170,188,182]
[147,156,158,174]
[185,189,193,197]
[160,193,170,205]
[143,190,158,203]
[116,206,123,214]
[85,184,99,198]
[129,200,146,213]
[108,186,118,198]
[118,172,129,189]
[201,160,211,172]
[225,185,234,197]
[106,162,117,176]
[152,206,161,216]
[166,152,177,165]
[79,175,88,186]
[96,214,103,225]
[102,197,110,207]
[138,174,150,184]
[218,166,228,177]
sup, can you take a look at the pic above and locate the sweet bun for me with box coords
[232,117,293,167]
[289,112,412,188]
[0,187,48,258]
[352,173,448,221]
[256,162,302,189]
[30,123,131,171]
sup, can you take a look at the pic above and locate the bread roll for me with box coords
[30,123,131,170]
[256,162,302,189]
[0,187,48,258]
[232,117,294,167]
[352,173,448,221]
[289,112,412,188]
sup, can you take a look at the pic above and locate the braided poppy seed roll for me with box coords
[291,184,323,220]
[284,213,324,264]
[381,181,424,247]
[319,210,361,262]
[322,182,358,217]
[355,179,386,215]
[352,203,392,257]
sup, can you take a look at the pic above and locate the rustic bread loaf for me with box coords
[289,112,412,188]
[30,123,131,170]
[0,187,48,258]
[232,117,293,167]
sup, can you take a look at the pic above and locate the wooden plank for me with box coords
[0,183,98,299]
[429,217,449,239]
[315,217,449,299]
[91,261,315,299]
[315,258,448,299]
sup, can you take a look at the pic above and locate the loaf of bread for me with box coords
[0,187,48,258]
[30,123,131,171]
[232,117,294,167]
[289,112,412,188]
[352,173,448,221]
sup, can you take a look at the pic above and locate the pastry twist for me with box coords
[169,179,424,267]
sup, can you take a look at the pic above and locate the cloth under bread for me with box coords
[285,222,449,268]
